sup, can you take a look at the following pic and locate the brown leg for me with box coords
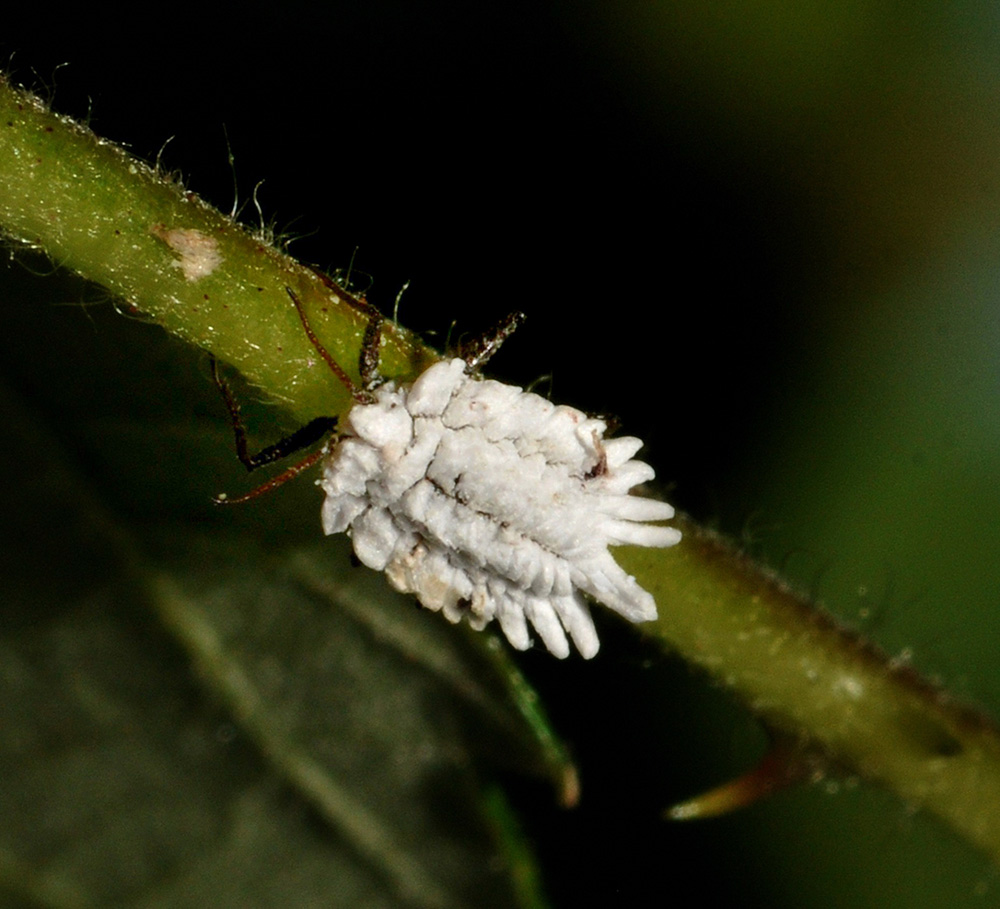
[285,287,383,404]
[210,355,337,472]
[459,311,526,373]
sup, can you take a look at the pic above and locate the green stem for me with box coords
[625,520,1000,858]
[3,76,1000,863]
[0,75,434,423]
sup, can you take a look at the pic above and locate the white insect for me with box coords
[216,290,680,658]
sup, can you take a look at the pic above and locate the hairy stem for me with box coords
[2,76,999,862]
[0,76,434,423]
[624,521,1000,859]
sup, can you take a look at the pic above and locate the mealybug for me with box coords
[215,288,680,658]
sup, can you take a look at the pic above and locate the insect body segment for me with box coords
[320,357,680,659]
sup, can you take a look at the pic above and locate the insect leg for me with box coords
[214,446,328,505]
[286,286,373,402]
[358,309,384,393]
[210,355,336,472]
[460,311,527,373]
